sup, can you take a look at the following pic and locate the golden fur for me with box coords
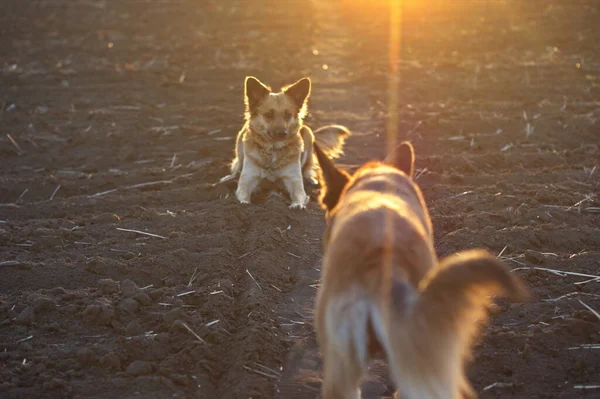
[220,76,349,209]
[313,142,530,399]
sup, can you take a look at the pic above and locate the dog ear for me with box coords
[283,77,311,109]
[314,143,350,212]
[244,76,271,111]
[385,141,415,177]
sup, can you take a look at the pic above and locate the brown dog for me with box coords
[313,141,529,399]
[220,76,349,209]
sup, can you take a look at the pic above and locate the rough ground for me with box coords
[1,1,599,398]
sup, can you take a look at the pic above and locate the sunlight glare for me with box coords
[386,0,401,161]
[383,0,402,282]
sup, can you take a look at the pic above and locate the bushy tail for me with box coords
[313,125,350,159]
[323,250,529,399]
[384,249,528,399]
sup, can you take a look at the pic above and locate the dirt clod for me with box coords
[524,250,547,265]
[126,360,153,377]
[98,279,120,295]
[82,300,115,326]
[133,292,152,306]
[100,353,121,370]
[15,307,35,326]
[32,296,56,313]
[120,280,140,298]
[163,307,186,326]
[85,257,108,275]
[76,348,96,367]
[125,320,144,336]
[119,298,139,314]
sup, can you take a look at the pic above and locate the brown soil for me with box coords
[1,1,598,398]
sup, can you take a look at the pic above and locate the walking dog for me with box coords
[313,141,529,399]
[220,76,349,209]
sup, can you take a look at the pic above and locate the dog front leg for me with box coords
[236,159,261,204]
[280,163,308,209]
[284,177,308,209]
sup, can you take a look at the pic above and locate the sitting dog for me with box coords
[219,76,349,209]
[313,141,529,399]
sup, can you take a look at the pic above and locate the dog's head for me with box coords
[244,76,311,141]
[315,141,416,213]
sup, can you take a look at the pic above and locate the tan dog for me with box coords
[313,141,529,399]
[219,76,349,209]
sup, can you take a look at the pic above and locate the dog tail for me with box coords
[313,125,350,159]
[387,250,528,399]
[323,250,528,399]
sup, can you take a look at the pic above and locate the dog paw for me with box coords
[289,195,309,210]
[236,191,251,204]
[289,202,306,210]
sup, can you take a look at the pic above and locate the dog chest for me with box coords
[251,145,300,174]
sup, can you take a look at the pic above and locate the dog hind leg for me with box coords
[320,294,369,399]
[322,344,362,399]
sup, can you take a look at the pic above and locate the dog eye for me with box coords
[264,110,275,119]
[283,110,292,120]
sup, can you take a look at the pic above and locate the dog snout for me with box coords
[269,128,288,139]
